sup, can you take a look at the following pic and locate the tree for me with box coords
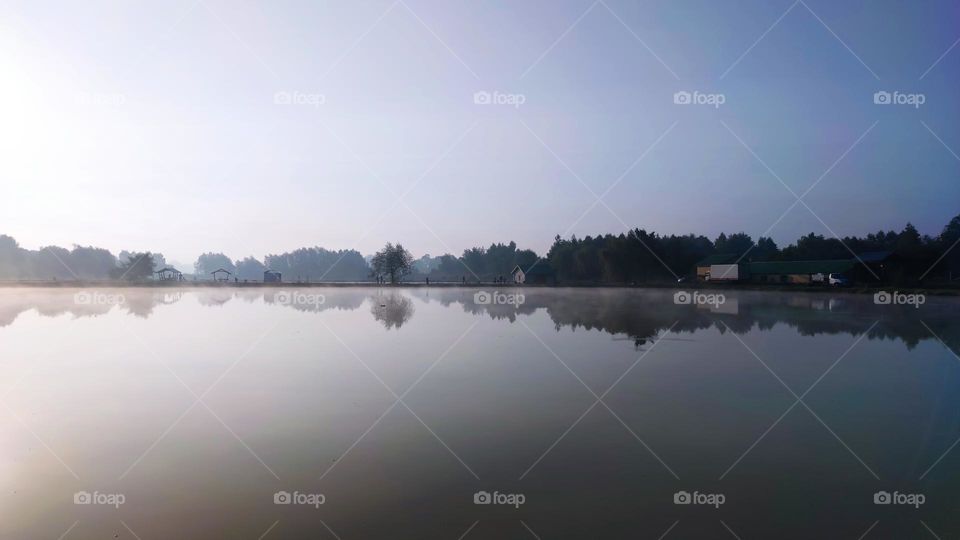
[69,245,117,279]
[941,214,960,247]
[264,247,368,282]
[111,252,155,281]
[194,252,236,276]
[939,214,960,279]
[715,232,754,256]
[752,237,779,260]
[370,243,413,283]
[235,256,267,281]
[0,235,26,279]
[435,254,463,277]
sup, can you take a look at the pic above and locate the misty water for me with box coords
[0,287,958,539]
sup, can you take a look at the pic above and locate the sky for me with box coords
[1,0,958,264]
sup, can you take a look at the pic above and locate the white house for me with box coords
[511,265,525,284]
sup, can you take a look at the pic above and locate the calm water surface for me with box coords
[0,287,958,539]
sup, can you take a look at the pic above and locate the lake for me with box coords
[0,287,957,539]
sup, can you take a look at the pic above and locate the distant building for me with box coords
[694,254,739,281]
[154,268,183,281]
[745,260,856,284]
[694,253,895,285]
[263,270,282,283]
[514,262,555,285]
[211,268,232,282]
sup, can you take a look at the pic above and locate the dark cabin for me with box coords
[264,270,282,283]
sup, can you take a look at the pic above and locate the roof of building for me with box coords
[264,269,281,274]
[211,268,233,274]
[155,267,181,273]
[696,253,739,267]
[747,259,856,275]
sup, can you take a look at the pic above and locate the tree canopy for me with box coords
[370,243,414,283]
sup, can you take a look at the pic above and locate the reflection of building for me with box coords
[263,270,282,283]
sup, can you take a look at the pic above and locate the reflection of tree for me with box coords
[0,289,180,326]
[413,288,960,352]
[370,291,414,330]
[262,290,364,313]
[122,291,162,318]
[0,288,956,353]
[195,290,236,307]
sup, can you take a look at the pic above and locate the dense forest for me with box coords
[544,216,960,285]
[0,213,957,284]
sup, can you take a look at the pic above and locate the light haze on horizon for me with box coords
[2,0,958,264]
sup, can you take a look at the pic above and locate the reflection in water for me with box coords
[0,286,958,539]
[369,291,415,329]
[0,287,956,350]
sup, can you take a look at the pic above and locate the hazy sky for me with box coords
[2,0,958,264]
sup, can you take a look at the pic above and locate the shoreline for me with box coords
[0,280,956,296]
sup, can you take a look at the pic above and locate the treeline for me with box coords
[192,248,369,281]
[545,215,960,284]
[411,242,538,281]
[0,235,167,280]
[0,213,957,284]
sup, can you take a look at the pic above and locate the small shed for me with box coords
[154,267,183,281]
[211,268,233,282]
[520,261,556,285]
[511,265,525,284]
[264,270,282,283]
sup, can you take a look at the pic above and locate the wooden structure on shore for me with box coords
[264,270,282,283]
[154,268,183,281]
[211,268,233,282]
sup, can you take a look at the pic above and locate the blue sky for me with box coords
[1,0,958,263]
